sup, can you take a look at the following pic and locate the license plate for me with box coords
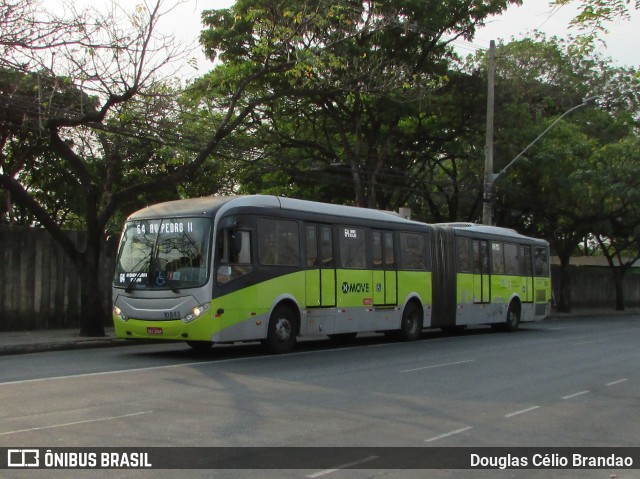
[147,327,163,335]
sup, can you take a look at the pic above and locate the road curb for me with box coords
[0,338,141,356]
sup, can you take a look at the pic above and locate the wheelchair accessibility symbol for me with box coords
[155,271,167,287]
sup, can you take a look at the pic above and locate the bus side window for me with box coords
[306,226,319,268]
[372,231,383,268]
[372,230,395,269]
[339,226,366,269]
[504,243,518,275]
[384,231,395,269]
[399,232,426,270]
[321,226,333,267]
[534,247,550,276]
[491,242,505,274]
[258,219,300,266]
[457,237,471,273]
[473,240,488,274]
[519,245,532,276]
[217,229,252,285]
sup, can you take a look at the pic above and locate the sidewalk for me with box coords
[0,327,129,356]
[1,308,638,356]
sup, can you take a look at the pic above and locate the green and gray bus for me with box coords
[431,223,551,332]
[112,195,550,353]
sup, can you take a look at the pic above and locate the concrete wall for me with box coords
[551,265,640,309]
[0,225,117,331]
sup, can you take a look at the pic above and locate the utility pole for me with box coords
[481,37,596,225]
[482,40,496,226]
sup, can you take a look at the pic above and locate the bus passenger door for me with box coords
[319,225,336,307]
[305,225,321,307]
[384,232,397,304]
[373,231,396,305]
[305,225,336,308]
[473,240,490,303]
[520,245,534,302]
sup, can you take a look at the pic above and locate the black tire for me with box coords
[264,305,298,354]
[505,301,521,332]
[187,340,214,351]
[398,301,423,341]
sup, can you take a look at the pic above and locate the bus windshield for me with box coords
[113,217,212,291]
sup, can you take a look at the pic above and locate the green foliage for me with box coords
[552,0,639,54]
[197,0,521,210]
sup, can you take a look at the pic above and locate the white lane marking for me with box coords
[504,406,540,418]
[562,390,590,400]
[306,455,378,478]
[606,378,628,386]
[1,337,463,386]
[424,426,473,443]
[400,359,475,373]
[0,361,220,386]
[0,411,152,437]
[573,339,608,346]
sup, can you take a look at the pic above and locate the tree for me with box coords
[581,137,640,310]
[0,0,304,335]
[551,0,640,54]
[553,0,639,34]
[466,35,640,311]
[199,0,522,210]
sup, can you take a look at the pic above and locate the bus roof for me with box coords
[435,222,548,246]
[127,196,236,220]
[127,195,421,226]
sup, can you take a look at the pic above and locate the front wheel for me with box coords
[264,305,298,354]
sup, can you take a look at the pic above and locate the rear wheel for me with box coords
[398,301,423,341]
[264,305,298,354]
[505,302,521,332]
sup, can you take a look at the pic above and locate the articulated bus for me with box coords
[112,195,551,353]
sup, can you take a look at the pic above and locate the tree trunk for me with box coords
[612,267,626,311]
[77,234,107,337]
[556,254,572,313]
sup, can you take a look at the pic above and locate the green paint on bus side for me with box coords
[114,269,433,342]
[456,272,551,305]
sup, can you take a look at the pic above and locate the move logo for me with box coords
[342,282,370,294]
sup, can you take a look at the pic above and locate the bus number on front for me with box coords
[136,221,194,235]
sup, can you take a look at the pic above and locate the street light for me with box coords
[482,96,598,225]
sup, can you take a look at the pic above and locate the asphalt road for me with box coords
[1,315,639,479]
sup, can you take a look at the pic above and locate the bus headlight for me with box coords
[183,303,210,323]
[113,306,128,321]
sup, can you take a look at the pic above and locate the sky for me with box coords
[162,0,640,78]
[471,1,640,66]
